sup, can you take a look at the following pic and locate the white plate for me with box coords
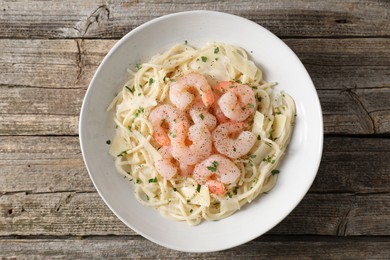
[79,11,323,253]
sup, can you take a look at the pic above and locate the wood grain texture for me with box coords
[1,38,389,135]
[1,136,389,194]
[1,136,389,237]
[0,0,389,39]
[0,236,389,259]
[0,191,389,236]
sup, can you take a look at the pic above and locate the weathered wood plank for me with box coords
[0,236,389,259]
[1,87,389,135]
[284,38,390,91]
[0,190,389,236]
[0,114,78,135]
[0,0,389,38]
[0,39,114,89]
[1,38,389,90]
[1,38,389,135]
[0,86,85,115]
[319,88,390,134]
[1,137,389,194]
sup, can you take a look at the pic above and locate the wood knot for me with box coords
[335,19,348,24]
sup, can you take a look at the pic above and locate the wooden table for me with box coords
[1,1,389,258]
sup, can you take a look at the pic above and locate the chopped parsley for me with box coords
[251,86,258,90]
[149,78,154,85]
[127,171,132,175]
[248,103,254,108]
[227,193,232,198]
[207,161,218,172]
[135,64,142,70]
[201,56,207,62]
[173,187,177,192]
[106,140,111,145]
[257,135,261,140]
[199,113,205,120]
[160,118,166,126]
[249,154,257,158]
[146,195,149,200]
[135,107,144,117]
[196,184,201,192]
[241,106,246,111]
[235,79,242,83]
[190,209,193,213]
[163,76,167,82]
[138,93,141,96]
[229,85,234,88]
[125,85,135,93]
[136,179,142,184]
[214,47,219,54]
[148,177,158,183]
[233,147,237,152]
[271,169,280,175]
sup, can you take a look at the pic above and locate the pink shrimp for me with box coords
[193,154,241,195]
[170,72,215,110]
[155,146,177,180]
[171,124,212,166]
[155,146,194,179]
[215,81,256,122]
[148,104,189,146]
[189,98,217,131]
[211,99,230,124]
[212,122,257,159]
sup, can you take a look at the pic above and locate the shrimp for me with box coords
[215,81,256,121]
[149,104,189,146]
[212,122,256,159]
[171,124,212,166]
[170,72,215,110]
[155,146,177,180]
[179,164,195,177]
[189,98,217,131]
[211,99,230,124]
[193,154,241,195]
[155,146,193,179]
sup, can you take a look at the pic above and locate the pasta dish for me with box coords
[107,42,296,225]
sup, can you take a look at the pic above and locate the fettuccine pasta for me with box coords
[107,42,296,225]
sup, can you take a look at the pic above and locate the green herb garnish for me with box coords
[106,140,111,145]
[271,169,280,175]
[125,86,135,93]
[149,78,154,85]
[214,47,219,54]
[201,56,207,62]
[199,113,205,120]
[148,177,158,183]
[196,184,201,192]
[207,161,218,172]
